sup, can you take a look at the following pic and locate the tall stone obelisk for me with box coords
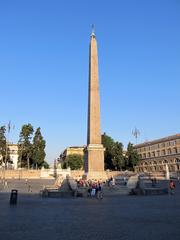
[84,29,105,179]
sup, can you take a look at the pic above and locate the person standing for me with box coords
[91,183,96,197]
[97,182,103,199]
[169,180,175,195]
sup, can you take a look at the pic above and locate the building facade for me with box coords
[134,134,180,173]
[60,146,85,163]
[0,143,19,169]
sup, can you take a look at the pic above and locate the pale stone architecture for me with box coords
[0,143,18,169]
[60,146,85,164]
[84,29,106,179]
[134,134,180,174]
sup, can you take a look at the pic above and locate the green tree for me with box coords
[0,126,7,166]
[112,142,125,170]
[18,124,34,168]
[64,154,83,170]
[42,161,49,169]
[32,127,46,168]
[102,133,115,169]
[0,126,11,168]
[126,142,140,170]
[102,133,125,170]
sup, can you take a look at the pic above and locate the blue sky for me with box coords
[0,0,180,164]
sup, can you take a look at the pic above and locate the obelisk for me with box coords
[84,28,105,179]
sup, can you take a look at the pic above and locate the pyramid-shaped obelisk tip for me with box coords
[91,24,95,37]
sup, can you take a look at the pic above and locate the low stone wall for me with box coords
[42,169,71,178]
[71,170,133,180]
[0,170,41,179]
[0,169,134,180]
[0,168,72,179]
[106,171,124,178]
[71,170,84,180]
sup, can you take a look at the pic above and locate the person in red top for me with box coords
[169,180,175,195]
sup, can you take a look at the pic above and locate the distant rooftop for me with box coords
[134,134,180,148]
[7,142,17,146]
[68,146,85,149]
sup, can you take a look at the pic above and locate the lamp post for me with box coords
[132,127,140,144]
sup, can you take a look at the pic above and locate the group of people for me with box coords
[76,177,117,199]
[87,182,103,199]
[151,177,176,194]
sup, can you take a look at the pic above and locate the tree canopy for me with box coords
[125,142,140,170]
[63,154,83,170]
[0,126,11,167]
[18,124,47,169]
[32,127,46,168]
[102,133,125,170]
[0,126,6,165]
[18,124,34,168]
[102,133,115,169]
[112,141,125,170]
[102,133,140,171]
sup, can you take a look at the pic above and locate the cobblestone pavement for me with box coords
[0,180,180,240]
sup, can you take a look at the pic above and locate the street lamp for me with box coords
[132,127,140,144]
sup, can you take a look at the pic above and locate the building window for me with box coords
[152,152,155,157]
[151,145,155,150]
[157,151,160,157]
[175,158,180,163]
[167,149,171,155]
[161,150,166,156]
[173,148,177,154]
[170,141,176,146]
[147,152,151,158]
[161,143,165,148]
